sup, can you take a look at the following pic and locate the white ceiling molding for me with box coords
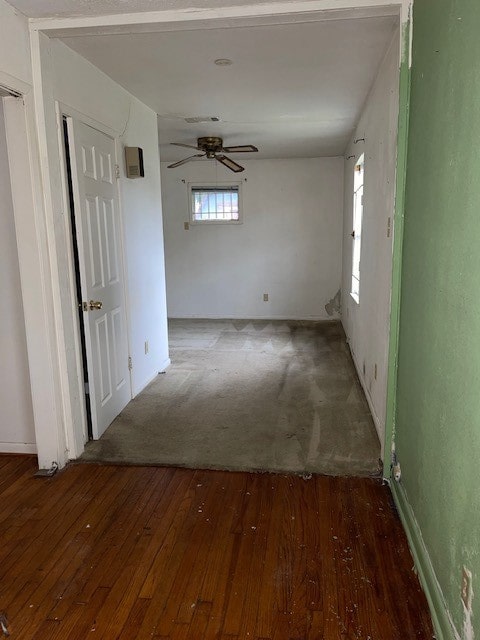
[0,85,22,97]
[26,0,407,37]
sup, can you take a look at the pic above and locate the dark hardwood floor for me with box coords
[0,456,433,639]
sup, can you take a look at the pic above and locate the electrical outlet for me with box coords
[461,567,473,609]
[144,340,149,355]
[263,293,269,302]
[184,222,190,231]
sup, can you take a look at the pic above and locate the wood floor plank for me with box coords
[126,470,206,638]
[0,465,109,614]
[201,472,248,639]
[220,475,266,637]
[73,467,174,597]
[255,474,285,638]
[0,456,434,640]
[68,468,180,639]
[154,471,223,634]
[45,466,171,625]
[8,466,141,638]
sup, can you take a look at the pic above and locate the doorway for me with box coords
[27,2,407,472]
[0,93,36,455]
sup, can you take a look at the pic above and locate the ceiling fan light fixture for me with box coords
[214,58,233,66]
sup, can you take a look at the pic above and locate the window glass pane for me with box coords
[206,193,214,214]
[200,193,208,216]
[351,154,364,301]
[220,192,227,219]
[231,193,239,220]
[190,186,240,222]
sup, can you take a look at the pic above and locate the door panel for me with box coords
[68,119,131,439]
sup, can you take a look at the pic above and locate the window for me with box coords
[190,183,241,224]
[351,154,364,303]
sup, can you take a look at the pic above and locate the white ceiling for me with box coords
[60,16,397,160]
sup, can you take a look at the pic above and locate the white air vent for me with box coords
[184,116,220,123]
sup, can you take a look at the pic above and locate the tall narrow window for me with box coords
[351,154,364,303]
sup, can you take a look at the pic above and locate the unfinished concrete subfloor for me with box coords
[81,319,381,475]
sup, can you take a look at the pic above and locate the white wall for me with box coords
[118,100,170,392]
[34,35,169,459]
[341,28,400,454]
[161,157,344,319]
[0,0,31,88]
[51,38,170,395]
[0,101,36,453]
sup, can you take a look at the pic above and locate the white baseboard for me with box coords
[391,480,459,640]
[0,442,37,454]
[168,315,339,321]
[159,357,171,373]
[347,344,384,455]
[133,358,171,397]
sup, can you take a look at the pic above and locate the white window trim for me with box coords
[188,181,243,225]
[350,292,360,304]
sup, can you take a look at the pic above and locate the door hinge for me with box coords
[387,217,392,238]
[128,356,133,371]
[115,164,121,179]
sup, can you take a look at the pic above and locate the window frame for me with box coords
[188,181,243,225]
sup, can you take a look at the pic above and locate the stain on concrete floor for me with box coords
[81,319,381,476]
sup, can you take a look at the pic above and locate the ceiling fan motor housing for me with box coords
[197,136,224,158]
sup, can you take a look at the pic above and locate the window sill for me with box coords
[190,220,243,226]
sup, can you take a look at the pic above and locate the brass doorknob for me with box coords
[88,300,103,311]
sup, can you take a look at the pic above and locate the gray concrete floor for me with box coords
[81,319,381,476]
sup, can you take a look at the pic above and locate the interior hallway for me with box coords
[0,455,433,639]
[82,320,381,476]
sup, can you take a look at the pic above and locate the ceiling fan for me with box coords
[167,136,258,173]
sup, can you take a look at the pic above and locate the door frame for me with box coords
[2,72,70,469]
[58,104,134,448]
[28,0,411,467]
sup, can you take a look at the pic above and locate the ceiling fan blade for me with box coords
[221,144,258,153]
[170,142,200,150]
[167,154,205,168]
[215,155,245,173]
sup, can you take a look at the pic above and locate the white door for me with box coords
[67,118,131,439]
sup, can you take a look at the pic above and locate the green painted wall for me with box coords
[396,0,480,635]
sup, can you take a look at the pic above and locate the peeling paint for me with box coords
[325,289,341,317]
[462,567,474,640]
